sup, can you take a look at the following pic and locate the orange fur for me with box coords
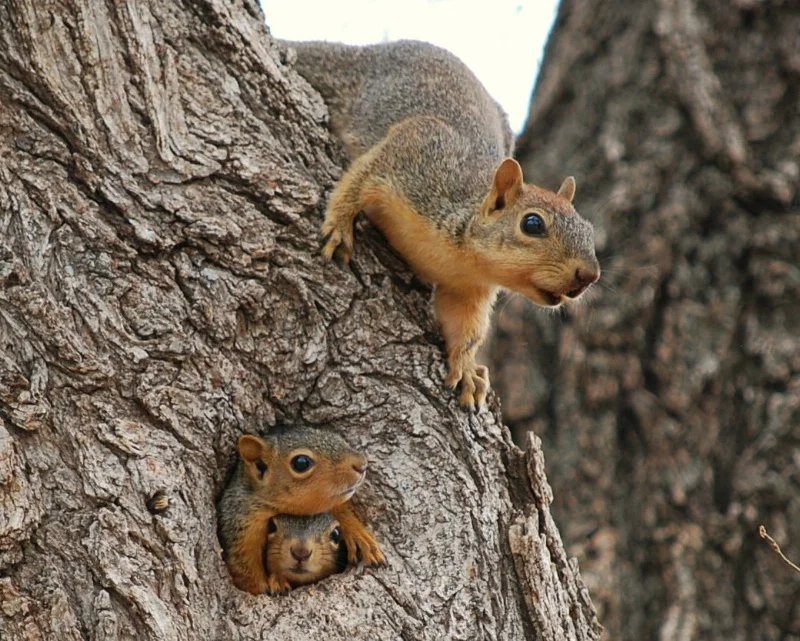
[362,186,487,288]
[434,286,495,407]
[324,182,503,407]
[229,509,277,594]
[363,186,499,406]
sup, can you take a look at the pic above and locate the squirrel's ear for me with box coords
[557,176,576,203]
[490,158,523,210]
[239,435,271,462]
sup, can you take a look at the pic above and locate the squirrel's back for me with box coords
[280,39,513,161]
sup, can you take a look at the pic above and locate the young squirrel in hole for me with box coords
[217,426,384,595]
[282,39,600,409]
[265,513,348,591]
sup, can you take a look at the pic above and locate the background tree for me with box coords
[0,1,599,639]
[489,0,800,639]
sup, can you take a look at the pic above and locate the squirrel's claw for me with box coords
[321,215,354,263]
[472,365,489,410]
[265,574,292,596]
[449,362,490,411]
[444,365,462,390]
[360,537,387,567]
[343,528,385,567]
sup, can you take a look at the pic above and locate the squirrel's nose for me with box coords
[565,266,600,298]
[291,545,312,562]
[576,266,600,288]
[352,462,367,474]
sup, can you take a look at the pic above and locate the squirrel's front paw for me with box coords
[265,574,292,596]
[446,363,490,411]
[321,215,355,263]
[343,527,386,567]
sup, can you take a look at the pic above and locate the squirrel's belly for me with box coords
[362,186,477,289]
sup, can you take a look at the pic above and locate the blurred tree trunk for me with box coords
[0,1,600,640]
[489,0,800,639]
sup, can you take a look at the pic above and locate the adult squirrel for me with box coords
[265,513,348,591]
[282,39,600,409]
[217,426,384,595]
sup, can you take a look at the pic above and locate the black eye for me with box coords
[291,455,314,473]
[521,213,546,236]
[255,460,267,478]
[267,519,277,534]
[330,526,342,544]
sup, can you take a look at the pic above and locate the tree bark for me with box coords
[489,1,800,639]
[0,2,599,639]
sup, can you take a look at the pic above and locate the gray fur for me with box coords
[554,214,597,262]
[281,39,513,235]
[217,463,251,555]
[260,425,356,462]
[272,513,338,538]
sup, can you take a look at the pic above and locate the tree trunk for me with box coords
[489,0,800,639]
[0,2,599,639]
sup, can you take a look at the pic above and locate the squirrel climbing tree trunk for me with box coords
[489,1,800,640]
[0,2,599,640]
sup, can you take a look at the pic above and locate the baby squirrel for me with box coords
[283,39,600,409]
[265,513,348,591]
[217,426,384,595]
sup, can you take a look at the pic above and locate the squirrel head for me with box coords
[265,513,347,587]
[472,158,600,307]
[238,426,367,514]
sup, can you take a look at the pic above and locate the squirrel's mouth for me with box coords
[540,290,563,306]
[529,287,563,307]
[340,475,364,499]
[564,282,592,299]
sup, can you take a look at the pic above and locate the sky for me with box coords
[262,1,560,133]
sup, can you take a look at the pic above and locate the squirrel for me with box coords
[281,39,600,409]
[265,513,348,591]
[217,425,384,595]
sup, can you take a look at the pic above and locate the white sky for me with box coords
[263,1,559,132]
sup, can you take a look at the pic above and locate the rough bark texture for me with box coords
[488,0,800,639]
[0,2,600,640]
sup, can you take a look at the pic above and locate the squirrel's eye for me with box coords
[267,519,277,534]
[255,460,268,478]
[291,455,314,473]
[330,526,342,544]
[521,213,546,236]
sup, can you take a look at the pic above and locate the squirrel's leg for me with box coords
[321,145,383,263]
[228,509,290,595]
[330,501,385,566]
[434,285,497,410]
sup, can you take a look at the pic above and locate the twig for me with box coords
[759,525,800,574]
